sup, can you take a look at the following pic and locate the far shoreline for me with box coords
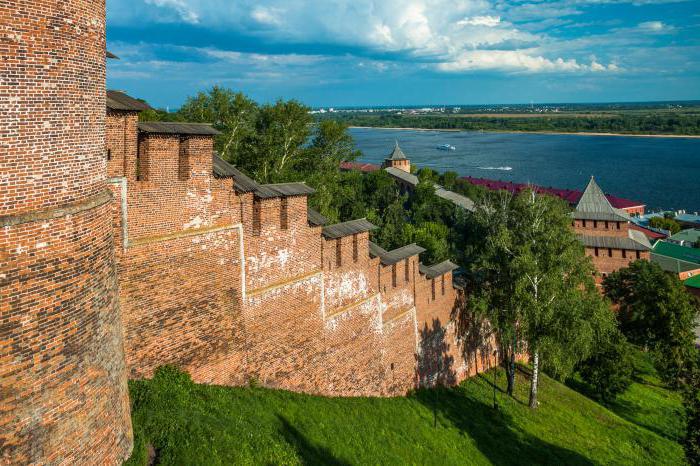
[348,126,700,139]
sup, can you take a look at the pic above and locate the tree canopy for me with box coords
[603,260,699,387]
[467,189,616,407]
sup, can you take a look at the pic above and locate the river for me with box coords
[349,128,700,213]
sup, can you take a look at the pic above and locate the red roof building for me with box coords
[462,176,646,216]
[340,161,380,173]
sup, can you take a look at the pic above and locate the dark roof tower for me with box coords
[382,141,411,173]
[573,176,630,222]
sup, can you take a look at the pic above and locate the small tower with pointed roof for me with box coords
[573,176,651,280]
[382,141,411,173]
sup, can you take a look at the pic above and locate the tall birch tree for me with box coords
[468,189,615,407]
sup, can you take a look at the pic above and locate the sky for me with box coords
[106,0,700,108]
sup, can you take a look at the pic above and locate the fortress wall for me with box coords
[573,219,629,238]
[0,1,132,463]
[247,196,320,292]
[106,110,139,179]
[584,247,650,276]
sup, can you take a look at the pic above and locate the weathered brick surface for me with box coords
[0,1,132,463]
[107,132,490,398]
[573,219,650,276]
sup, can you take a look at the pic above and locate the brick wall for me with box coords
[0,1,132,464]
[103,122,489,398]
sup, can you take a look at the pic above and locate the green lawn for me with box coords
[126,358,685,465]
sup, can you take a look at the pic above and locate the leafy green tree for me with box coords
[603,260,699,387]
[177,86,258,164]
[576,330,634,402]
[240,99,313,183]
[402,221,450,265]
[468,189,615,408]
[649,216,681,234]
[683,357,700,465]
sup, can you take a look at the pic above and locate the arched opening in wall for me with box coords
[106,149,112,160]
[404,258,410,283]
[583,220,587,228]
[622,249,627,259]
[594,247,599,257]
[392,264,397,288]
[608,248,613,257]
[636,250,641,259]
[593,220,598,228]
[441,276,445,296]
[431,279,436,301]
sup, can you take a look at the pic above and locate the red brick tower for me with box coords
[0,1,132,463]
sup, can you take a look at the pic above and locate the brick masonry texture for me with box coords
[0,1,132,464]
[3,2,495,460]
[106,120,494,399]
[573,219,650,277]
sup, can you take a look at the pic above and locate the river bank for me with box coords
[349,126,700,139]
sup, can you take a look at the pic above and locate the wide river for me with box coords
[349,128,700,213]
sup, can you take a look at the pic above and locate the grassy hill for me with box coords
[126,353,685,465]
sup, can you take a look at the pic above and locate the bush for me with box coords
[577,331,634,402]
[649,216,681,234]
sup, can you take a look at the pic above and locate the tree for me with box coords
[238,99,313,183]
[649,216,681,235]
[683,356,700,465]
[603,260,699,387]
[177,86,258,165]
[467,189,615,408]
[576,330,634,402]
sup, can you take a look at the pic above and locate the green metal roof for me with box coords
[669,229,700,244]
[685,274,700,289]
[652,241,700,264]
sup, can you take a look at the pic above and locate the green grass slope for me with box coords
[126,363,684,466]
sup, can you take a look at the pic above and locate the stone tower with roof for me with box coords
[0,1,132,463]
[382,141,411,173]
[572,177,651,279]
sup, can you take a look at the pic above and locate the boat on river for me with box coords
[437,143,456,151]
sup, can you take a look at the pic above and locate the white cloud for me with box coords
[112,0,625,74]
[638,20,668,31]
[437,51,619,73]
[144,0,199,23]
[458,15,502,27]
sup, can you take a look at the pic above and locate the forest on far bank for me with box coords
[317,110,700,135]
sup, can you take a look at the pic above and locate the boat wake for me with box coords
[478,166,513,171]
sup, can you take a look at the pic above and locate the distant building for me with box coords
[382,141,411,173]
[571,177,652,280]
[651,239,700,280]
[463,176,646,217]
[667,229,700,248]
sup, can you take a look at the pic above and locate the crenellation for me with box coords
[3,2,496,456]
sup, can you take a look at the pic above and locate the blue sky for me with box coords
[106,0,700,108]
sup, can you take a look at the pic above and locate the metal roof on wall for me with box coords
[138,121,220,136]
[107,90,151,112]
[368,241,426,265]
[322,218,377,239]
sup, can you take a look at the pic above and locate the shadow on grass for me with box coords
[414,384,595,466]
[278,416,351,466]
[565,375,681,442]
